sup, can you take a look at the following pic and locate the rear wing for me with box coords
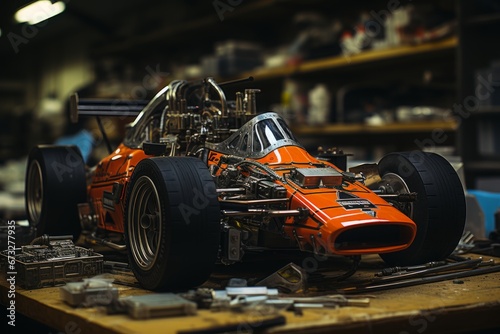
[69,93,149,123]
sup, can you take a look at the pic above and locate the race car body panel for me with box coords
[89,144,150,232]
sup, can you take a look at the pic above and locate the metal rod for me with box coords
[218,76,254,87]
[216,188,246,193]
[85,232,127,251]
[378,192,418,202]
[341,264,500,294]
[222,209,302,217]
[373,258,482,283]
[219,198,289,205]
[95,116,113,154]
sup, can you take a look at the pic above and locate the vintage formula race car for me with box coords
[25,77,466,291]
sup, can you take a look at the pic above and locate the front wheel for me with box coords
[125,157,221,291]
[376,151,466,265]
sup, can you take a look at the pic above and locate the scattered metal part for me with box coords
[293,302,340,310]
[60,277,119,307]
[122,293,197,319]
[341,260,500,294]
[375,261,448,277]
[276,295,370,307]
[453,230,476,255]
[227,278,248,287]
[226,286,279,297]
[180,285,371,314]
[255,262,306,293]
[372,258,483,283]
[103,260,132,274]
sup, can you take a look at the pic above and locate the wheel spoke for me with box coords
[128,175,162,271]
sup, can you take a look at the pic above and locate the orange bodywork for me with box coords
[90,142,416,257]
[209,145,417,256]
[89,144,149,233]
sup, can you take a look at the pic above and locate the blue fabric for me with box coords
[467,189,500,236]
[54,130,95,163]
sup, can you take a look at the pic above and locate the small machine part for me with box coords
[221,226,243,264]
[348,163,381,187]
[122,293,197,319]
[60,277,118,307]
[1,236,103,289]
[290,168,343,188]
[255,262,306,293]
[227,278,248,287]
[225,286,279,297]
[316,147,351,172]
[285,295,370,307]
[77,203,99,231]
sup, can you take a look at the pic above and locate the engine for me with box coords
[212,157,301,264]
[150,77,261,157]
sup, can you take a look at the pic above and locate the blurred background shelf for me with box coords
[243,37,458,82]
[292,120,458,136]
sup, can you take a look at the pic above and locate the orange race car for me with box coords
[25,77,466,291]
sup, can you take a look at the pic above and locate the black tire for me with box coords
[25,145,87,239]
[125,157,221,291]
[377,151,466,265]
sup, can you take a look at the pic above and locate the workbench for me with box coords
[2,252,500,334]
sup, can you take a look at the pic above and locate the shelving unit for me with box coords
[242,37,458,81]
[292,120,458,159]
[90,0,461,162]
[457,0,500,190]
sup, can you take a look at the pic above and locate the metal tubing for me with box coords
[222,209,302,217]
[85,232,127,251]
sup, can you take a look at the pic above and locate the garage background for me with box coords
[0,0,499,224]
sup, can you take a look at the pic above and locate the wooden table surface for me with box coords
[2,252,500,334]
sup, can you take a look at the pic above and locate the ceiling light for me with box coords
[15,1,66,25]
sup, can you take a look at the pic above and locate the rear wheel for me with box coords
[376,151,466,265]
[25,145,87,239]
[125,157,221,291]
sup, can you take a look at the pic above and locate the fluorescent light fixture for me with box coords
[15,1,66,25]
